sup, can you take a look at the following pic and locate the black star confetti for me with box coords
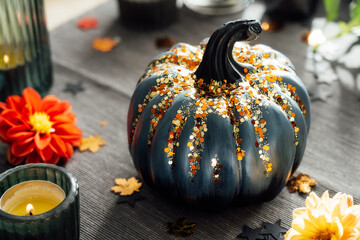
[63,82,85,96]
[166,217,196,238]
[261,220,287,240]
[116,192,145,208]
[237,225,265,240]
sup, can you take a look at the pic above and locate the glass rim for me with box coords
[0,163,78,221]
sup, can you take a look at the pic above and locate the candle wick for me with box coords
[29,210,33,216]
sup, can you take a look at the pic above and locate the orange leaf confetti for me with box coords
[101,121,107,126]
[92,37,120,52]
[76,17,98,30]
[111,177,142,196]
[79,135,105,153]
[287,173,317,194]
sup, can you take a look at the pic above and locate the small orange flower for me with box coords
[0,88,82,165]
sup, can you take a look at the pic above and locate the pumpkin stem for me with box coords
[194,19,262,85]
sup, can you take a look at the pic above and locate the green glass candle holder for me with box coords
[0,164,79,240]
[0,0,53,101]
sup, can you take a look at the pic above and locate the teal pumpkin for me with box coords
[127,19,310,206]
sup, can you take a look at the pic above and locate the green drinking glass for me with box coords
[0,0,52,101]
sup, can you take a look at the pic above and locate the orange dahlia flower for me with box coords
[0,88,82,165]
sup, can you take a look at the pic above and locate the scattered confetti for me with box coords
[238,220,287,240]
[92,37,120,52]
[287,173,317,194]
[261,220,287,240]
[166,217,196,238]
[155,36,176,49]
[77,17,98,30]
[101,121,107,126]
[111,177,142,196]
[63,82,85,96]
[79,135,105,153]
[237,225,265,240]
[117,192,145,208]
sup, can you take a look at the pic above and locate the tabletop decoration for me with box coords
[261,220,287,239]
[0,88,82,165]
[0,0,53,101]
[285,191,360,240]
[238,220,287,240]
[76,17,99,31]
[63,81,85,96]
[237,225,265,240]
[0,164,79,240]
[92,37,121,53]
[116,192,146,208]
[166,217,196,237]
[127,19,311,207]
[101,120,107,126]
[155,36,177,49]
[79,135,105,153]
[111,177,142,196]
[286,173,317,194]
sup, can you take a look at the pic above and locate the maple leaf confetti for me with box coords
[79,135,105,153]
[77,17,98,30]
[166,217,196,237]
[111,177,142,196]
[287,173,317,194]
[101,121,107,126]
[92,37,120,52]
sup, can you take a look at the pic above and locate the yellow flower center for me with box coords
[314,230,333,240]
[29,112,53,134]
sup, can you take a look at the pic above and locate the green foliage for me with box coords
[323,0,340,21]
[324,0,360,37]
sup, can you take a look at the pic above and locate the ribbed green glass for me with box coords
[0,164,79,240]
[0,0,52,101]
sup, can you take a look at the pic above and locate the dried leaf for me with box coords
[117,192,145,208]
[111,177,142,196]
[166,217,196,237]
[155,36,176,49]
[77,17,98,30]
[287,173,317,194]
[79,135,105,153]
[63,82,85,96]
[92,37,120,52]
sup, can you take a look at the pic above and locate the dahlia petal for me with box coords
[46,101,72,116]
[40,95,60,112]
[44,154,60,164]
[0,110,25,126]
[7,147,26,165]
[54,124,82,138]
[37,146,54,161]
[64,142,74,159]
[25,151,42,164]
[49,134,67,157]
[6,125,34,141]
[52,113,76,124]
[11,141,35,157]
[34,132,51,150]
[22,88,41,111]
[6,95,23,113]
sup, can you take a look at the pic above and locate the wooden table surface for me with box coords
[0,1,359,239]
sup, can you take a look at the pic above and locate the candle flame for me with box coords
[307,29,326,47]
[4,55,9,64]
[26,203,34,215]
[261,22,270,31]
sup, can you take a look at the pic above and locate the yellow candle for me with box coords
[0,180,65,216]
